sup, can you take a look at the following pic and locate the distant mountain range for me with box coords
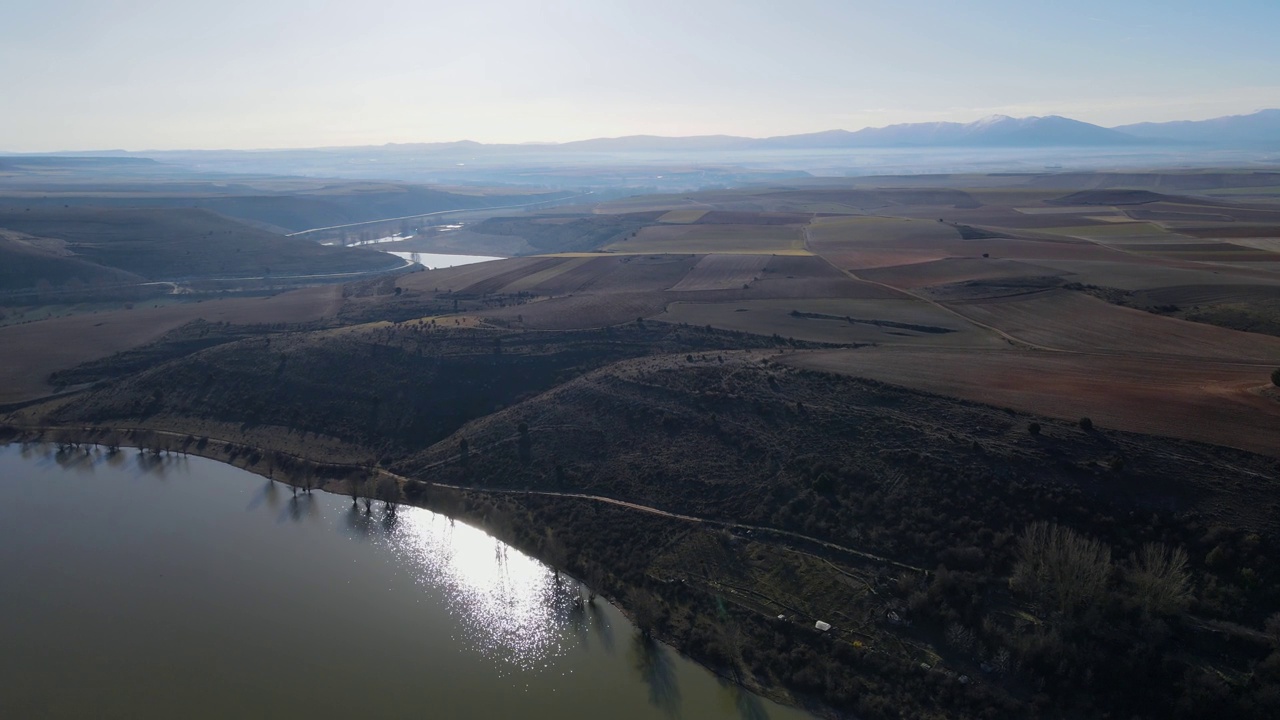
[562,115,1142,151]
[3,111,1275,184]
[547,110,1280,152]
[1113,109,1280,148]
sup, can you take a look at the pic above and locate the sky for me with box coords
[3,0,1278,151]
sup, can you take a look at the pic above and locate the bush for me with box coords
[1028,422,1041,436]
[1272,368,1280,387]
[1078,417,1094,431]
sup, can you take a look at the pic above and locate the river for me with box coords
[0,443,814,719]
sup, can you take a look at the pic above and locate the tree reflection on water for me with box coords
[633,632,681,717]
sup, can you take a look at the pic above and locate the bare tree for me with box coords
[541,529,568,580]
[1010,521,1112,615]
[376,475,401,513]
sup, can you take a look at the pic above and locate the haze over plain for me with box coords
[3,0,1278,151]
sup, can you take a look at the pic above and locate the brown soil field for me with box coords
[656,298,1006,347]
[609,224,806,254]
[1112,242,1279,262]
[813,247,953,270]
[807,215,1129,268]
[748,255,903,299]
[1013,205,1113,215]
[962,189,1070,205]
[947,288,1280,362]
[806,215,960,247]
[1027,258,1280,290]
[762,187,981,209]
[495,256,597,294]
[668,254,770,291]
[805,217,968,270]
[1078,234,1220,246]
[569,255,702,293]
[895,206,1121,229]
[1038,222,1176,239]
[1232,238,1280,252]
[446,258,573,295]
[1129,283,1280,307]
[397,257,548,294]
[657,209,708,224]
[0,286,344,403]
[590,194,714,214]
[1126,202,1280,224]
[692,211,812,225]
[1171,225,1280,239]
[782,347,1279,456]
[857,257,1068,290]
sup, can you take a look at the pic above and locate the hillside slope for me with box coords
[0,206,400,292]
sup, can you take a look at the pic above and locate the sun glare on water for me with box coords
[388,509,571,670]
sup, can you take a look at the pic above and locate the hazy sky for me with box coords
[3,0,1277,151]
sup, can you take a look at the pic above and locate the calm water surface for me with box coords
[385,251,505,268]
[0,443,812,719]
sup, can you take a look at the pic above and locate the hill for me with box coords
[0,156,572,233]
[0,206,400,296]
[10,343,1280,719]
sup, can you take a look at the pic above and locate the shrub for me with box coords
[1272,367,1280,387]
[1028,422,1041,436]
[1078,417,1094,431]
[1126,543,1191,616]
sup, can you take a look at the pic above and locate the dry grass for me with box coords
[858,258,1067,290]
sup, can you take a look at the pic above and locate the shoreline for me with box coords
[0,425,826,719]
